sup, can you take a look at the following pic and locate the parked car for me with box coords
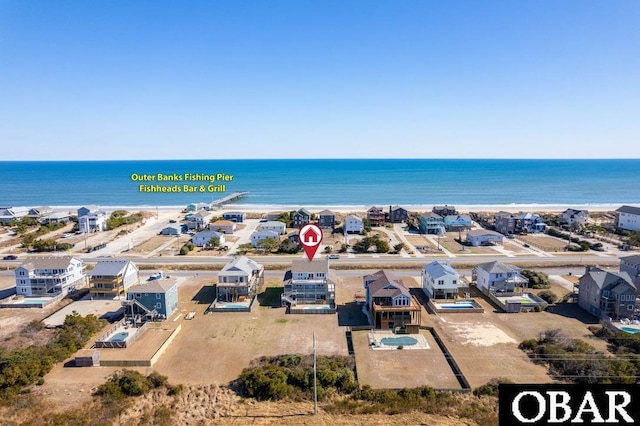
[169,219,177,223]
[326,254,340,259]
[2,255,18,260]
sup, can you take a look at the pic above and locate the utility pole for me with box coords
[313,331,317,415]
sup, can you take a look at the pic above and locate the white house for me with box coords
[88,259,139,298]
[15,256,87,297]
[422,261,460,299]
[344,215,363,234]
[188,210,213,230]
[466,229,504,246]
[475,261,528,294]
[616,205,640,231]
[0,206,30,225]
[217,256,264,303]
[209,220,237,234]
[250,230,279,247]
[78,210,108,233]
[560,209,589,227]
[258,221,287,235]
[192,230,226,247]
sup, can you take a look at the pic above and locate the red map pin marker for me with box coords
[299,224,323,261]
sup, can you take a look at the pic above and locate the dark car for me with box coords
[2,255,18,260]
[169,219,177,223]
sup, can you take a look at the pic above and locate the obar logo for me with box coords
[499,384,639,425]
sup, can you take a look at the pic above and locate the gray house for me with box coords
[160,225,183,236]
[281,259,336,307]
[222,212,246,223]
[389,206,408,223]
[126,278,179,320]
[217,256,264,303]
[620,255,640,284]
[577,266,637,320]
[292,208,311,228]
[317,210,336,229]
[493,212,546,235]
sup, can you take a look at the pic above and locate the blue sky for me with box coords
[1,1,639,160]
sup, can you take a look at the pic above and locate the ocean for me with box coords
[1,159,639,208]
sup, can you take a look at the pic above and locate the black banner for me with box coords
[499,384,640,425]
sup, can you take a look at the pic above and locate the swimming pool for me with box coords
[13,298,53,305]
[302,305,332,310]
[216,303,249,309]
[109,332,129,342]
[380,336,418,346]
[435,302,477,309]
[620,327,640,334]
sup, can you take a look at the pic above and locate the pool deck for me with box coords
[368,330,431,351]
[428,298,485,314]
[97,324,180,367]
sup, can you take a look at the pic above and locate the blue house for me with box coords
[444,214,472,231]
[419,212,445,235]
[222,212,246,223]
[126,278,179,320]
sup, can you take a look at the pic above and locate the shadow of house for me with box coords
[191,285,217,305]
[545,301,601,324]
[337,302,369,327]
[257,287,284,308]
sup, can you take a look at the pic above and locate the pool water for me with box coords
[436,303,476,309]
[380,336,418,346]
[217,303,248,309]
[302,305,332,310]
[110,332,129,342]
[14,298,52,304]
[620,327,640,335]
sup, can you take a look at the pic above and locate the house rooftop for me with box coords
[477,261,520,274]
[260,221,286,227]
[422,261,458,279]
[467,229,503,237]
[616,205,640,215]
[620,255,640,265]
[582,267,635,290]
[291,259,329,274]
[220,256,263,276]
[193,210,212,218]
[19,256,80,270]
[89,260,136,277]
[366,270,411,299]
[318,209,335,216]
[129,278,177,294]
[211,220,234,226]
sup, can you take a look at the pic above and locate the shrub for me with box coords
[473,378,514,397]
[537,290,558,304]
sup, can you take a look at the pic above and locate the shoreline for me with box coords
[40,202,636,214]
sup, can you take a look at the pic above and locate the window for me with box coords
[156,302,162,309]
[628,305,634,311]
[156,293,161,299]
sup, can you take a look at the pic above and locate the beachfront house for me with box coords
[250,230,279,247]
[577,266,637,320]
[160,225,183,236]
[364,270,421,329]
[187,210,213,230]
[433,205,457,216]
[388,206,408,223]
[292,209,312,228]
[475,261,528,294]
[192,230,225,247]
[344,215,364,234]
[560,209,589,227]
[222,212,246,223]
[466,229,504,246]
[209,220,236,234]
[493,212,546,235]
[217,256,264,303]
[27,206,54,219]
[40,212,71,224]
[258,221,286,235]
[620,255,640,285]
[15,256,87,297]
[616,205,640,231]
[281,259,336,307]
[419,212,445,235]
[89,260,139,299]
[422,261,461,299]
[77,206,108,233]
[287,230,300,244]
[186,202,211,212]
[444,214,473,231]
[126,278,179,320]
[0,207,30,225]
[367,206,385,227]
[317,210,336,229]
